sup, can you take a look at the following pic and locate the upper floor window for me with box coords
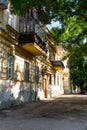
[57,56,60,60]
[0,0,8,10]
[24,62,29,81]
[8,14,14,27]
[6,55,14,79]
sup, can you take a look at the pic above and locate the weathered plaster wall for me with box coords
[0,17,70,110]
[0,35,36,109]
[63,59,70,94]
[0,80,36,110]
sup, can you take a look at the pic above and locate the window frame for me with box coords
[6,54,14,79]
[35,66,39,83]
[49,74,52,85]
[24,62,29,81]
[57,75,59,86]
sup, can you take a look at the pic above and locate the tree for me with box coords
[8,0,87,22]
[8,0,56,24]
[50,16,87,93]
[44,0,87,93]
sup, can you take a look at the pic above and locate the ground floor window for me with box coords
[6,55,14,79]
[54,74,56,85]
[24,62,29,81]
[57,75,59,86]
[49,74,52,85]
[35,66,39,83]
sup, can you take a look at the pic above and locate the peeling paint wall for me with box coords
[0,80,36,110]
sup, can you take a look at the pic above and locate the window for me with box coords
[57,75,59,86]
[6,55,14,79]
[35,66,39,83]
[49,74,52,84]
[24,62,29,81]
[54,74,56,85]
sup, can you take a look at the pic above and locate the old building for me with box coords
[0,0,70,109]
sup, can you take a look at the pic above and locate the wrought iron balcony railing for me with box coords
[7,8,47,55]
[18,18,47,54]
[19,18,46,44]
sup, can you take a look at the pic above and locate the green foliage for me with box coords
[8,0,87,24]
[49,0,87,90]
[50,24,87,90]
[8,0,52,24]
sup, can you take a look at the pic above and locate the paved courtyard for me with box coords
[0,95,87,130]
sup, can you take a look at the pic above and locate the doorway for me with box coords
[43,78,48,98]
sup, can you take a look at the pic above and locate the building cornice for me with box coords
[0,28,17,45]
[0,28,34,59]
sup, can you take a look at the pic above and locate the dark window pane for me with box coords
[6,55,13,79]
[24,62,29,81]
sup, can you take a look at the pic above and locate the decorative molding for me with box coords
[0,28,17,45]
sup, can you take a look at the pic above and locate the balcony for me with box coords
[18,17,47,55]
[18,33,47,55]
[7,8,47,55]
[51,60,64,71]
[0,0,8,10]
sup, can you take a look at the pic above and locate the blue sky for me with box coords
[46,21,61,30]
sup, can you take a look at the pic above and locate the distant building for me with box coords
[0,1,70,109]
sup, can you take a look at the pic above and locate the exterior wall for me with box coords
[0,31,69,110]
[56,46,70,93]
[50,71,64,97]
[0,8,19,32]
[0,34,36,109]
[40,44,65,98]
[0,5,70,110]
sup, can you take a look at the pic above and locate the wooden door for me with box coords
[43,79,48,98]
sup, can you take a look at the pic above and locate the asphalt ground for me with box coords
[0,95,87,130]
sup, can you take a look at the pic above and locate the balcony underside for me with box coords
[18,33,46,56]
[51,61,64,70]
[42,69,52,75]
[22,43,45,55]
[0,0,8,10]
[63,72,69,77]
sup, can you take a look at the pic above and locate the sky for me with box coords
[46,20,61,30]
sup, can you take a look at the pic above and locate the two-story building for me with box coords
[0,0,70,109]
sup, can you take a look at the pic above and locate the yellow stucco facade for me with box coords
[0,1,70,109]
